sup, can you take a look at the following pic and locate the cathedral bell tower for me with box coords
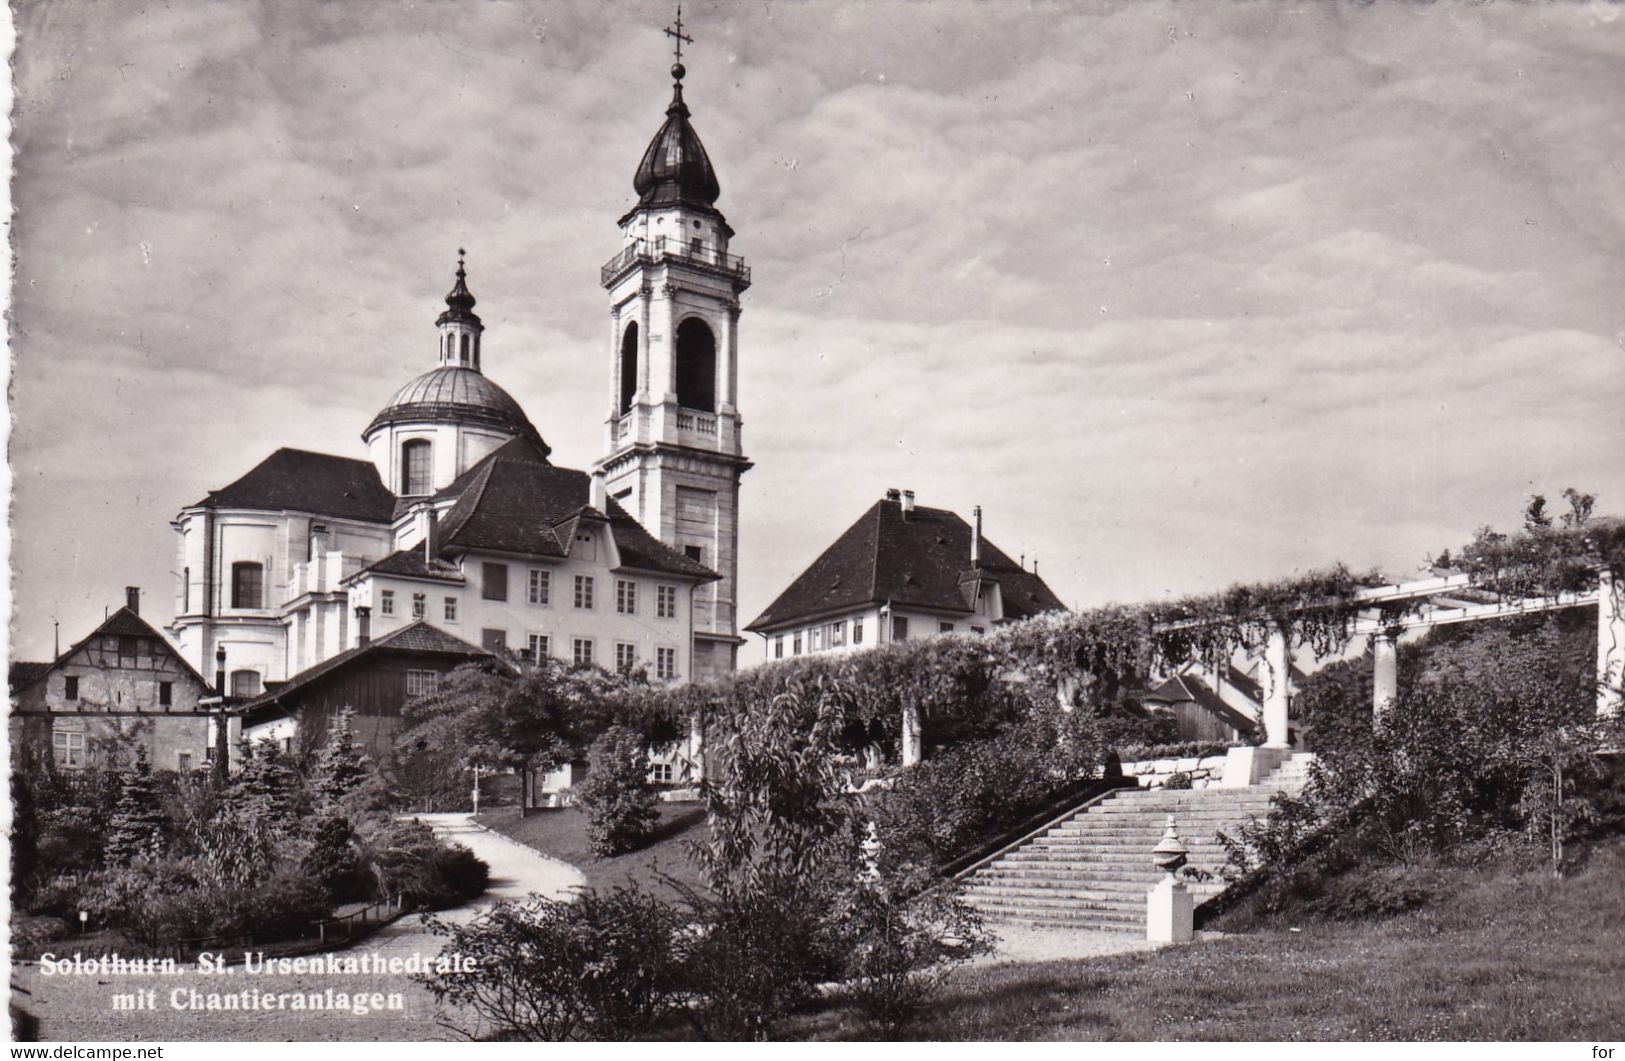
[595,19,750,681]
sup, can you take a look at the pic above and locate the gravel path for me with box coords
[972,924,1166,967]
[13,814,585,1042]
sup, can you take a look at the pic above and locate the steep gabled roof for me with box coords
[747,497,1067,632]
[428,445,716,581]
[1144,672,1258,735]
[10,606,211,696]
[194,448,396,523]
[239,620,499,722]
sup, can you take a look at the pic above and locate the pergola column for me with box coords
[1372,631,1399,716]
[1600,568,1624,719]
[688,713,706,782]
[1260,627,1291,749]
[901,703,922,767]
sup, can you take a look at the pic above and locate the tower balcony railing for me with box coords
[601,237,751,289]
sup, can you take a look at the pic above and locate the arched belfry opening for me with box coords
[619,322,640,415]
[675,317,716,413]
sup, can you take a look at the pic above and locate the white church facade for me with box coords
[165,60,749,709]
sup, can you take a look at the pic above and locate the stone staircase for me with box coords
[962,753,1314,933]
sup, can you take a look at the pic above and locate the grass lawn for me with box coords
[785,835,1625,1041]
[477,802,711,897]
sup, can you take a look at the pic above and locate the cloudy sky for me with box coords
[8,0,1623,665]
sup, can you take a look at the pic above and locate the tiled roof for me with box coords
[11,607,211,695]
[240,621,497,720]
[354,546,466,584]
[194,448,396,522]
[747,497,1068,632]
[430,445,716,581]
[9,661,51,690]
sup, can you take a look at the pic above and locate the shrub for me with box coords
[301,809,368,903]
[420,886,686,1041]
[577,725,660,857]
[833,875,991,1038]
[1301,865,1436,921]
[1163,771,1193,790]
[362,817,489,908]
[872,711,1102,874]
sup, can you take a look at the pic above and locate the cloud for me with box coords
[9,0,1625,665]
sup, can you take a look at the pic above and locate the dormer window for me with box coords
[401,439,432,496]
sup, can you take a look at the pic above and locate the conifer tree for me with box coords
[105,745,167,867]
[313,706,371,806]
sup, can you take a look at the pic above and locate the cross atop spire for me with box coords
[665,4,693,75]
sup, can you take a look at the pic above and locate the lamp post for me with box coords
[471,763,482,817]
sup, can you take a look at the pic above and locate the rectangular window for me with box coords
[810,627,823,652]
[893,616,909,641]
[412,592,427,620]
[656,585,677,619]
[792,633,802,655]
[616,579,637,615]
[231,562,264,609]
[774,636,784,659]
[159,681,173,707]
[940,621,955,634]
[118,635,139,663]
[380,589,395,616]
[656,646,677,681]
[444,597,458,622]
[482,628,507,653]
[573,638,594,666]
[528,569,551,606]
[615,642,637,675]
[574,575,595,610]
[64,675,79,701]
[684,545,703,564]
[53,730,85,768]
[650,762,674,783]
[528,633,549,662]
[177,751,192,773]
[831,621,846,648]
[853,619,864,645]
[971,625,985,635]
[482,562,509,602]
[406,669,439,697]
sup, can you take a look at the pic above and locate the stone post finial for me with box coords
[1151,814,1188,880]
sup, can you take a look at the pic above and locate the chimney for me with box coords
[416,504,436,559]
[355,605,372,647]
[214,645,227,696]
[590,471,608,512]
[125,586,140,615]
[885,487,901,502]
[901,490,915,518]
[971,506,982,568]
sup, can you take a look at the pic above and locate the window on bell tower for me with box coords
[401,439,432,496]
[619,321,640,415]
[675,317,716,413]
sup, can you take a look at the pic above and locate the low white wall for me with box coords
[1119,754,1229,789]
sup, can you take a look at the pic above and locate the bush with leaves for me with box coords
[420,886,686,1041]
[577,725,660,856]
[871,706,1105,875]
[831,872,991,1038]
[1224,612,1621,899]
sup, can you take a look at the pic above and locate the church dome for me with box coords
[364,366,547,452]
